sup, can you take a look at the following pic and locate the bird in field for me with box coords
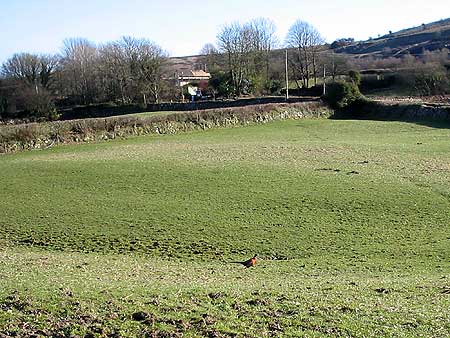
[232,254,257,268]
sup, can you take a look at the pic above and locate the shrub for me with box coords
[248,74,265,96]
[323,81,363,109]
[265,80,283,95]
[209,71,232,98]
[16,88,59,121]
[413,66,450,95]
[0,97,8,119]
[12,124,46,144]
[360,73,398,92]
[348,70,361,87]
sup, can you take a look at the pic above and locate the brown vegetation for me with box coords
[0,102,331,153]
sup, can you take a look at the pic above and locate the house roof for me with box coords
[179,69,211,79]
[190,70,210,77]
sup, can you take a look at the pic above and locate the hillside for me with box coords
[333,18,450,57]
[168,55,208,74]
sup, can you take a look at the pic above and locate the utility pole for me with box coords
[322,65,326,96]
[285,49,289,101]
[34,78,39,95]
[332,53,335,82]
[179,71,184,103]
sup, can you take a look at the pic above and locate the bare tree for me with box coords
[99,37,168,104]
[249,18,278,52]
[99,41,129,103]
[200,43,220,72]
[217,19,278,96]
[249,18,278,72]
[285,20,325,88]
[39,54,60,89]
[135,38,168,104]
[2,53,40,90]
[200,43,218,56]
[1,53,60,119]
[1,53,59,92]
[321,52,352,82]
[217,22,252,96]
[60,38,99,104]
[120,36,168,104]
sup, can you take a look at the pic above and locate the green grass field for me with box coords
[0,119,449,337]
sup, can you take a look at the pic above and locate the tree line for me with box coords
[0,36,169,120]
[1,17,449,121]
[207,18,342,97]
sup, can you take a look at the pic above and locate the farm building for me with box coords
[178,70,211,87]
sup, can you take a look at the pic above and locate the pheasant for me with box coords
[232,254,257,268]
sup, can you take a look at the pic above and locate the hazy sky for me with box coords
[1,0,448,63]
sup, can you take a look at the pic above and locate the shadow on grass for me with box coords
[330,100,450,129]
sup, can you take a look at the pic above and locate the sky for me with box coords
[0,0,449,63]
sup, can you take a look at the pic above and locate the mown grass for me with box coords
[0,119,449,337]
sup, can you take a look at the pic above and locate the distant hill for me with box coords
[334,18,450,58]
[167,55,208,75]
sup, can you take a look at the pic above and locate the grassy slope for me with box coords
[0,119,449,337]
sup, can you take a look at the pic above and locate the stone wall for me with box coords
[361,101,450,121]
[0,102,332,154]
